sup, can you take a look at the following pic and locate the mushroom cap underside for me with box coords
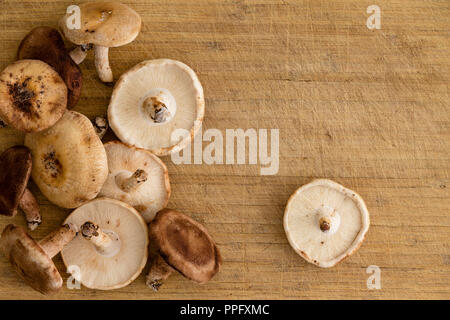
[59,1,141,47]
[61,198,148,290]
[149,209,221,283]
[108,59,204,156]
[99,141,171,222]
[283,179,370,268]
[24,110,108,208]
[0,146,32,216]
[0,59,67,132]
[0,224,62,294]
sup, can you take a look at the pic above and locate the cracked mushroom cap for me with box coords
[108,59,205,156]
[0,224,62,294]
[59,1,141,48]
[24,111,108,208]
[283,179,370,268]
[17,26,82,109]
[150,209,221,283]
[0,59,67,132]
[61,198,148,290]
[99,141,170,222]
[0,146,32,217]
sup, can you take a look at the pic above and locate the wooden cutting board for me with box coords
[0,0,448,299]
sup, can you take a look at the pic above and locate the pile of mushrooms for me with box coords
[0,1,221,294]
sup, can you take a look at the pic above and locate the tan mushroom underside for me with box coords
[284,179,370,268]
[61,198,148,290]
[99,141,171,222]
[108,59,204,156]
[24,111,108,208]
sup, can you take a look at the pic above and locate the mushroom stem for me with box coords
[69,44,92,64]
[38,223,78,258]
[80,221,119,257]
[146,254,174,291]
[94,45,113,83]
[142,95,171,123]
[18,188,41,230]
[116,169,148,193]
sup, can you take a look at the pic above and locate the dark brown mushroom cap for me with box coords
[0,146,32,217]
[17,26,82,109]
[149,209,221,283]
[0,59,67,132]
[0,224,62,294]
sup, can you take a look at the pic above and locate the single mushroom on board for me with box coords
[108,59,205,156]
[0,223,78,294]
[283,179,370,268]
[146,209,221,291]
[17,26,82,109]
[99,141,171,223]
[61,198,148,290]
[0,59,67,132]
[0,146,41,230]
[24,110,108,209]
[59,1,141,83]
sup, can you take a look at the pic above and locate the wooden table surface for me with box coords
[0,0,449,300]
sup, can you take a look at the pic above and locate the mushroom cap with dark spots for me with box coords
[18,26,82,109]
[0,146,32,217]
[0,59,67,132]
[149,209,221,283]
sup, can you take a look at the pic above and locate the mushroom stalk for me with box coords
[146,254,174,291]
[18,188,41,230]
[116,169,148,192]
[69,44,92,64]
[80,221,120,257]
[94,45,113,82]
[38,223,78,258]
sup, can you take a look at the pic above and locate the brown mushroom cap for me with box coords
[149,209,221,283]
[59,2,141,48]
[18,26,82,109]
[0,224,62,294]
[0,59,67,132]
[0,146,32,217]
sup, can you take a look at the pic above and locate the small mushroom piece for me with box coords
[61,198,148,290]
[0,223,78,294]
[24,111,108,208]
[108,59,205,156]
[92,116,109,139]
[283,179,370,268]
[99,141,170,222]
[146,209,221,291]
[59,2,141,83]
[0,59,67,132]
[17,26,82,109]
[0,146,41,230]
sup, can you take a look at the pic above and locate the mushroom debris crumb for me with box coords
[283,179,370,268]
[108,59,205,156]
[146,209,221,291]
[59,2,141,83]
[0,223,78,294]
[61,198,148,290]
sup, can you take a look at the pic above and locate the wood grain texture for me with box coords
[0,0,449,299]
